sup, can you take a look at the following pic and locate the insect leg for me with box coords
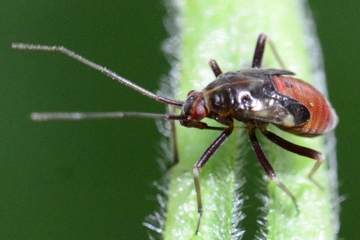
[208,59,223,77]
[259,127,324,160]
[252,34,267,68]
[193,121,233,235]
[248,126,299,213]
[252,34,286,69]
[165,105,179,171]
[259,127,325,187]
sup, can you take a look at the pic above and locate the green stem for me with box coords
[161,0,338,239]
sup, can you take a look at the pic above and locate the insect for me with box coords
[12,34,338,235]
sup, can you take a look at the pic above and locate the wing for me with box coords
[229,69,310,127]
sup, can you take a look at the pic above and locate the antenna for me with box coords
[12,43,183,107]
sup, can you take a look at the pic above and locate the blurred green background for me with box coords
[1,1,358,239]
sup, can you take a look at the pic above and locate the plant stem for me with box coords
[161,0,338,239]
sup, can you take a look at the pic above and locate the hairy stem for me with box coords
[161,0,339,239]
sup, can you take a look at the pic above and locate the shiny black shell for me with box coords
[202,68,310,128]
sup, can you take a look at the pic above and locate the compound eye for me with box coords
[192,105,207,120]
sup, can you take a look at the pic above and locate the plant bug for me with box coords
[12,33,338,235]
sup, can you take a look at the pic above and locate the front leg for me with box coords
[193,119,234,235]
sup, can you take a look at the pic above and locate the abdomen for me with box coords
[272,75,338,137]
